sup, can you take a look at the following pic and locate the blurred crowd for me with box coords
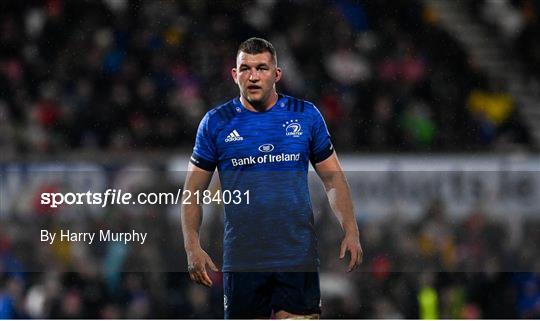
[1,183,540,318]
[0,0,534,159]
[471,0,540,80]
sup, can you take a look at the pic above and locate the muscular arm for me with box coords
[314,153,363,271]
[181,162,218,286]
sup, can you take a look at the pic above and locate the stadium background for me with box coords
[1,0,539,318]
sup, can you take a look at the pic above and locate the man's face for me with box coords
[232,51,281,107]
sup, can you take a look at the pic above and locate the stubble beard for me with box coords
[244,89,269,109]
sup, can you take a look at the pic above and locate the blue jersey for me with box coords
[190,94,333,271]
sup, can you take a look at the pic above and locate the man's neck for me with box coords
[240,92,278,112]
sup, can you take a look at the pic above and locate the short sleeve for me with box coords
[190,112,218,171]
[309,106,334,165]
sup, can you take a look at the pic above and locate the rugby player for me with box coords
[181,37,363,319]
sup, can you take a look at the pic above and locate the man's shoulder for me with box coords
[280,94,319,115]
[202,99,240,125]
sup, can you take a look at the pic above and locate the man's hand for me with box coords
[339,232,363,272]
[186,246,219,287]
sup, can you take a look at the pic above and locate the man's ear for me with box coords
[231,68,238,84]
[275,67,282,83]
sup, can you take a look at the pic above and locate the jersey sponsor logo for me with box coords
[230,153,300,166]
[225,129,244,142]
[283,119,303,137]
[258,144,274,152]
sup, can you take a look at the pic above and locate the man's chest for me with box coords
[215,114,311,168]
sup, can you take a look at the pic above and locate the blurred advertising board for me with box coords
[1,155,539,221]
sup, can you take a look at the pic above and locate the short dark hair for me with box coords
[237,37,277,66]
